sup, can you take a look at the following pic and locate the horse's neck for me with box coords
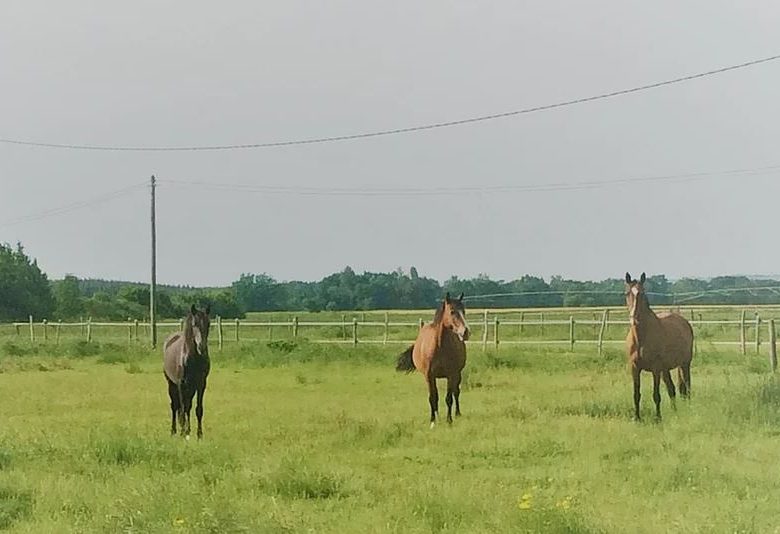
[633,302,660,345]
[182,323,196,355]
[434,322,448,347]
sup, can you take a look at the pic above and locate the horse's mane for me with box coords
[182,314,196,352]
[432,301,446,326]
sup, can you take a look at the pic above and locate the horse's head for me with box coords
[624,272,647,327]
[442,292,470,342]
[187,304,211,355]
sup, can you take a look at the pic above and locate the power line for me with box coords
[2,53,779,152]
[0,182,147,229]
[161,162,780,197]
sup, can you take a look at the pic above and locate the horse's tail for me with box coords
[396,345,416,373]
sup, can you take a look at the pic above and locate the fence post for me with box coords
[605,309,610,333]
[482,310,488,352]
[217,316,223,349]
[494,317,500,349]
[342,314,347,340]
[80,316,84,336]
[15,323,20,336]
[134,319,139,343]
[569,316,575,351]
[269,319,273,341]
[769,319,777,372]
[29,315,34,344]
[520,311,525,334]
[755,314,761,354]
[293,316,299,339]
[127,318,133,344]
[235,318,240,342]
[42,319,48,342]
[87,317,92,343]
[352,317,358,345]
[179,318,185,332]
[540,312,545,335]
[56,320,62,346]
[740,310,746,355]
[597,309,608,356]
[383,312,389,345]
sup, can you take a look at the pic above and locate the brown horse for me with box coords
[625,272,693,420]
[163,305,211,439]
[396,293,470,427]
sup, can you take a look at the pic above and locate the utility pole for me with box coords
[150,175,157,347]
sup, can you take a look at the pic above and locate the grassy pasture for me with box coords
[1,338,780,533]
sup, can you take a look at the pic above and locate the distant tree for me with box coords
[0,243,55,321]
[55,274,84,319]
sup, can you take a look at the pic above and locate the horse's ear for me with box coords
[190,304,197,315]
[458,292,464,301]
[204,304,211,315]
[444,292,451,302]
[625,272,632,284]
[640,272,646,284]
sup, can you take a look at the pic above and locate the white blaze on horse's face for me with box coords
[450,307,470,342]
[627,285,640,326]
[192,324,204,353]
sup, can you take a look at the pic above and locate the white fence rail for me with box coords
[2,308,778,365]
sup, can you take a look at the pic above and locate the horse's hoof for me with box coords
[430,421,436,429]
[185,435,191,441]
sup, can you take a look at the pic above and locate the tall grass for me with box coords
[0,342,778,532]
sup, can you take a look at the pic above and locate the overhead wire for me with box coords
[0,181,148,229]
[161,162,780,197]
[1,53,779,152]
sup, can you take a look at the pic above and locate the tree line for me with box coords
[3,242,780,322]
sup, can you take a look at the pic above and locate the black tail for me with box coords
[396,345,415,373]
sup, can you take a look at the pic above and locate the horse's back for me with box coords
[656,312,694,366]
[163,332,185,384]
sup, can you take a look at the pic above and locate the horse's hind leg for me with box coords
[679,363,691,398]
[652,371,662,420]
[662,370,676,411]
[196,379,207,439]
[426,374,439,428]
[167,379,179,436]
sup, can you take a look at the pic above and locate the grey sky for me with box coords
[2,1,779,286]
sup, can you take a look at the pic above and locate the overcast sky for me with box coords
[2,1,779,286]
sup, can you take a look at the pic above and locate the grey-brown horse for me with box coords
[163,305,211,439]
[625,272,693,420]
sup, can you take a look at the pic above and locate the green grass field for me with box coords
[1,339,780,533]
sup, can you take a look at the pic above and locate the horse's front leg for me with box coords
[167,380,179,436]
[196,378,207,440]
[632,365,641,421]
[445,377,454,424]
[182,387,195,439]
[453,372,462,417]
[426,374,438,428]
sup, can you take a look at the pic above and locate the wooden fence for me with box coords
[3,309,779,370]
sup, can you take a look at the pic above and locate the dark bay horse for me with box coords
[625,273,693,420]
[396,293,470,427]
[163,305,211,439]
